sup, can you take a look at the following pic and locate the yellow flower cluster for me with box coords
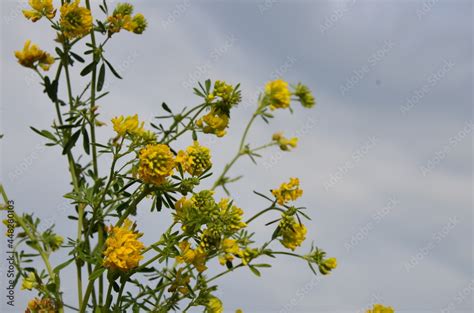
[103,219,144,271]
[14,40,55,71]
[218,198,246,232]
[319,257,337,275]
[137,144,175,185]
[59,0,92,39]
[111,115,155,142]
[26,297,57,313]
[176,240,208,272]
[218,238,240,265]
[107,3,147,35]
[176,141,212,176]
[279,213,307,251]
[196,108,230,137]
[23,0,56,22]
[206,296,224,313]
[366,304,395,313]
[272,177,303,205]
[112,114,145,137]
[293,83,316,108]
[208,80,242,112]
[272,132,298,151]
[265,79,291,110]
[21,272,37,291]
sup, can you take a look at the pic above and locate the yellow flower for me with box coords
[107,3,147,35]
[111,114,154,140]
[26,297,57,313]
[265,79,291,110]
[137,144,175,185]
[124,13,148,34]
[23,0,56,22]
[237,247,259,265]
[272,177,303,205]
[196,108,229,137]
[366,304,395,313]
[210,80,242,112]
[319,257,337,275]
[218,198,246,233]
[60,0,93,39]
[14,40,55,71]
[50,234,64,251]
[280,221,307,251]
[236,310,243,313]
[103,219,144,271]
[293,83,316,108]
[176,141,212,176]
[206,296,223,313]
[21,272,37,290]
[272,132,298,151]
[176,241,207,273]
[218,238,240,265]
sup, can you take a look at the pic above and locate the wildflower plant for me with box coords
[0,1,396,312]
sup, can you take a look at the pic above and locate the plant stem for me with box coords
[85,0,102,305]
[206,263,244,284]
[0,185,65,313]
[162,104,207,144]
[246,206,282,224]
[115,186,151,227]
[212,103,263,190]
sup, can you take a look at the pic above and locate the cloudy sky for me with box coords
[0,0,472,312]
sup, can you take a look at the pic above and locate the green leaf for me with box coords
[271,226,281,240]
[70,51,85,63]
[62,129,81,155]
[55,47,63,57]
[82,127,90,155]
[249,266,261,277]
[80,61,96,76]
[53,258,75,274]
[104,58,122,79]
[97,63,106,92]
[89,267,106,281]
[162,102,172,113]
[30,127,57,142]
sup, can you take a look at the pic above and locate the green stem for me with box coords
[0,185,64,313]
[162,104,207,144]
[246,206,282,224]
[206,263,244,284]
[115,186,151,227]
[85,0,102,305]
[212,104,263,190]
[104,281,114,309]
[113,278,127,310]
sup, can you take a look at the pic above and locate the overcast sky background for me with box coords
[0,0,472,312]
